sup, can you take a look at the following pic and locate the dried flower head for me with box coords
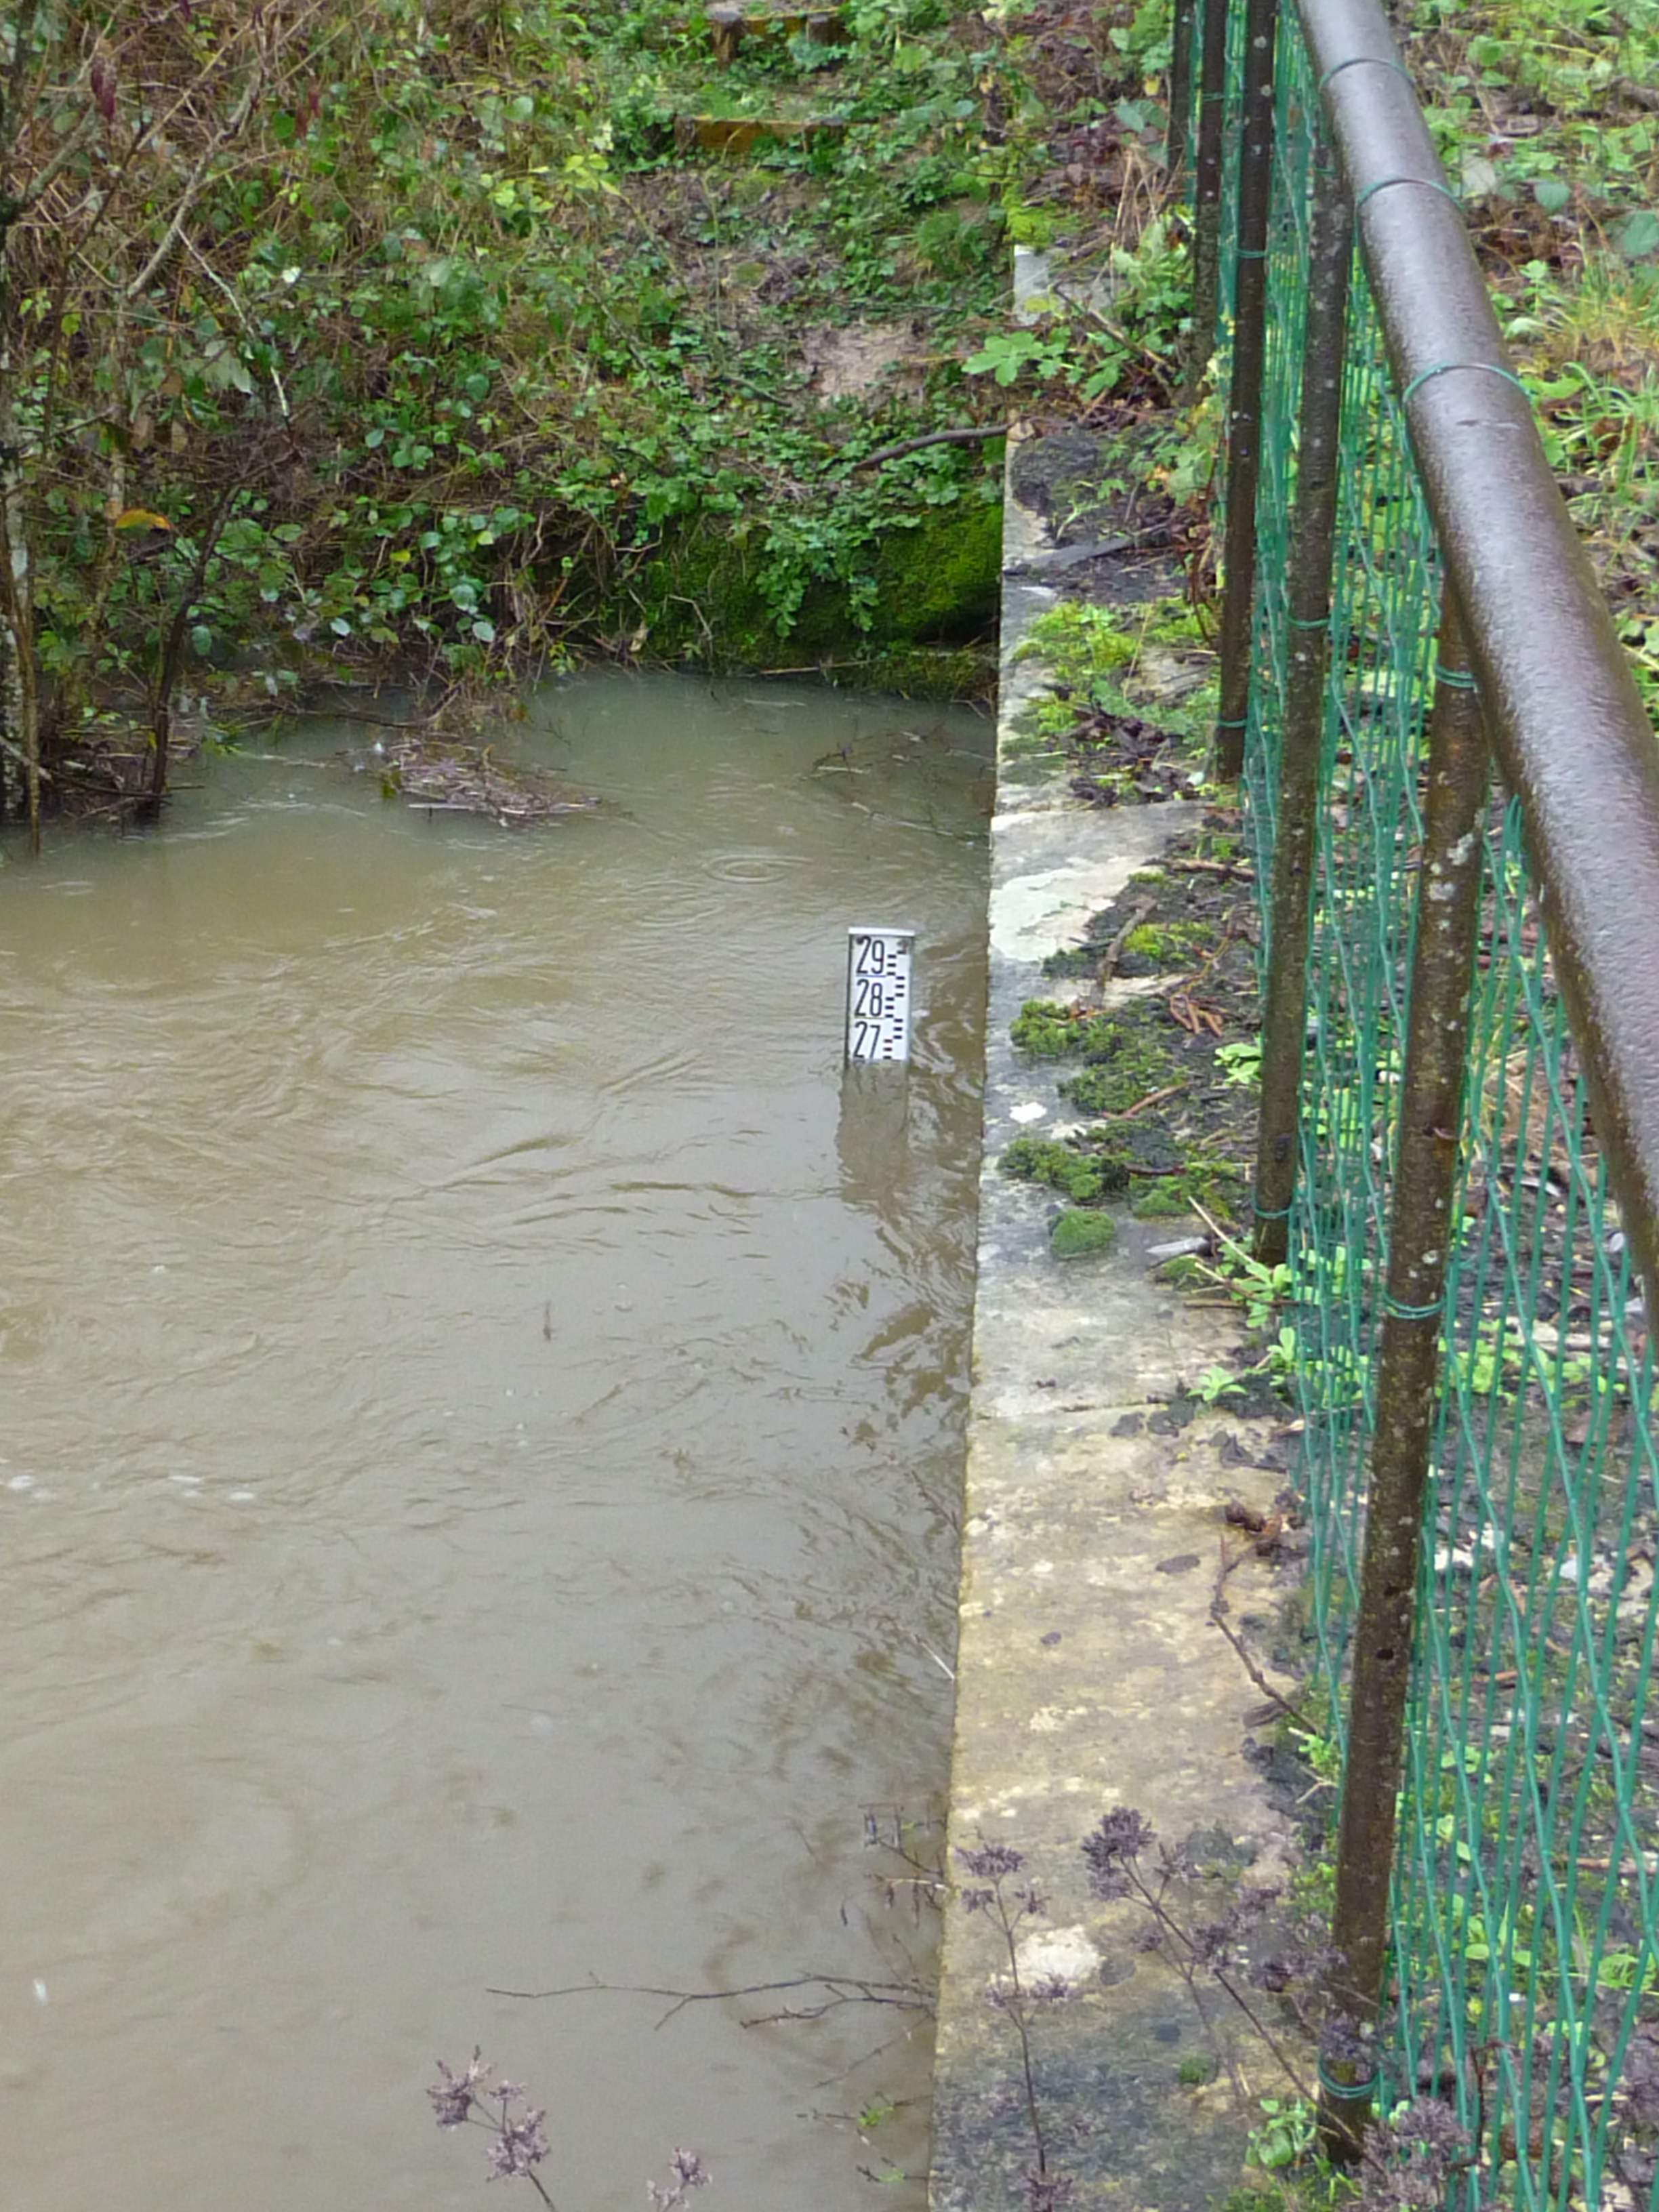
[430,2051,552,2192]
[487,2106,550,2182]
[1026,1974,1072,2008]
[1079,1814,1159,1902]
[1357,2097,1472,2212]
[957,1840,1028,1881]
[648,2147,711,2207]
[430,2049,492,2130]
[1080,1807,1155,1900]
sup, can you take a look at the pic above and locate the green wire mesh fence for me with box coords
[1190,0,1659,2199]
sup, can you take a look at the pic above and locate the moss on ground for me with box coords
[1001,817,1261,1241]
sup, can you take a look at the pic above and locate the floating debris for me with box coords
[375,735,598,828]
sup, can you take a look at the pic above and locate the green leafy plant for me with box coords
[1187,1229,1293,1335]
[963,326,1071,385]
[1194,1363,1247,1404]
[1249,2096,1319,2173]
[1216,1038,1264,1090]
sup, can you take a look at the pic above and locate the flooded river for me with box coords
[0,672,990,2212]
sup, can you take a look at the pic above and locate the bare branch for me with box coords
[485,1972,934,2034]
[12,109,94,216]
[126,54,264,300]
[848,424,1007,471]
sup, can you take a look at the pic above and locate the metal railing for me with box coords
[1176,0,1659,2194]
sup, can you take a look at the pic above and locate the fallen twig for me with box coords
[1097,893,1156,981]
[848,424,1007,470]
[1168,856,1257,882]
[1211,1538,1317,1733]
[1097,1080,1187,1122]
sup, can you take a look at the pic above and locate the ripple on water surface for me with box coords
[0,672,990,2212]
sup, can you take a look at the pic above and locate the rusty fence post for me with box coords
[1252,131,1353,1265]
[1185,0,1231,401]
[1213,0,1280,780]
[1212,0,1292,787]
[1315,589,1491,2161]
[1168,0,1197,180]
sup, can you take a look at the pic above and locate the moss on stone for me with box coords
[1059,1031,1179,1114]
[1050,1208,1118,1258]
[865,500,1002,644]
[630,499,1001,680]
[1000,1136,1125,1204]
[857,643,997,700]
[1128,1160,1247,1220]
[1010,999,1120,1059]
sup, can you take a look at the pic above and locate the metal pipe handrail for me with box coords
[1300,0,1659,1325]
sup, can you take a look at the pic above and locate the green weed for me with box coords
[1216,1038,1264,1090]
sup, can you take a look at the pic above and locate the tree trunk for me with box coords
[0,253,42,851]
[1,0,45,846]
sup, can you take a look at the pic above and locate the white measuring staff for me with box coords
[845,927,915,1065]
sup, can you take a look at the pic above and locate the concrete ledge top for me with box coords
[928,401,1304,2211]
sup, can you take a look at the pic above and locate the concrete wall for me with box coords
[928,292,1308,2211]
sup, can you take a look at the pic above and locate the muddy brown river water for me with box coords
[0,672,991,2212]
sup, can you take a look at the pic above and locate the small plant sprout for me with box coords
[1216,1038,1265,1090]
[1195,1362,1248,1404]
[1249,2093,1318,2173]
[1187,1201,1294,1332]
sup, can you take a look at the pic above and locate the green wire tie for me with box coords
[1382,1292,1444,1321]
[1237,247,1269,261]
[1435,661,1478,691]
[1290,613,1331,632]
[1355,173,1457,212]
[1318,54,1413,94]
[1254,1201,1293,1221]
[1400,359,1529,407]
[1316,2060,1381,2102]
[1216,715,1248,731]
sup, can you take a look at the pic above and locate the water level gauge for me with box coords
[845,927,915,1065]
